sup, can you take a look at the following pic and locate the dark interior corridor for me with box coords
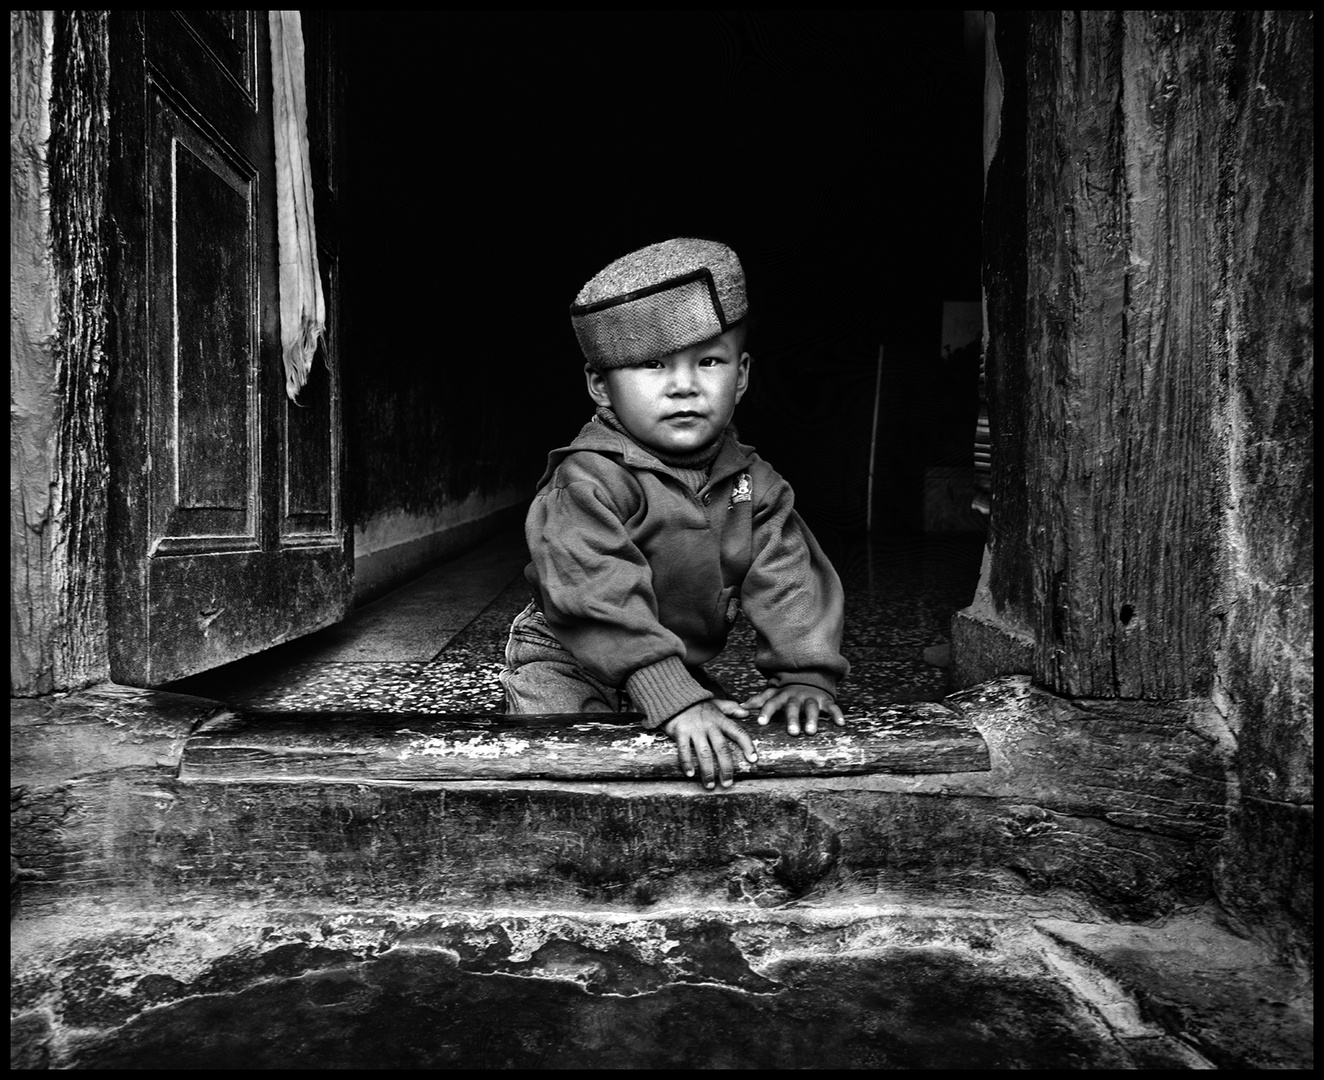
[168,526,985,713]
[340,10,985,547]
[171,10,990,709]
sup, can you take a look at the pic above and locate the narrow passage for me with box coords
[169,528,986,717]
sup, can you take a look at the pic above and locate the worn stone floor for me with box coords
[15,527,1314,1069]
[12,899,1311,1070]
[10,908,1220,1070]
[167,526,985,714]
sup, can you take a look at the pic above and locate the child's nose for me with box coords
[667,363,699,394]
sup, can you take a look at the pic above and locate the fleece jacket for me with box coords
[523,417,849,728]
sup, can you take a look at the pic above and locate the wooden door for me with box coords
[107,10,350,685]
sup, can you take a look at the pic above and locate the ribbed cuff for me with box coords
[767,672,838,700]
[626,656,713,729]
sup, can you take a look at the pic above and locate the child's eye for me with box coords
[700,356,724,367]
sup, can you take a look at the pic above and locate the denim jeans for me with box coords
[500,600,731,716]
[500,601,628,714]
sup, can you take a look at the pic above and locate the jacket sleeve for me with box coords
[525,462,712,728]
[739,464,850,697]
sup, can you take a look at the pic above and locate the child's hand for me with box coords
[740,684,845,736]
[662,699,758,790]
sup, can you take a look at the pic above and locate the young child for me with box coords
[502,237,849,790]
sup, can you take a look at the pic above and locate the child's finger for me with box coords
[714,699,750,718]
[675,737,696,780]
[803,698,820,735]
[691,737,718,790]
[785,698,802,736]
[719,716,759,764]
[829,702,847,726]
[710,732,736,788]
[741,687,778,711]
[756,691,787,726]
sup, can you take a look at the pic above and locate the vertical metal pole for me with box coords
[866,345,884,532]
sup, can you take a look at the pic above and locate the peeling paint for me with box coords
[754,744,869,766]
[398,733,533,760]
[607,733,664,755]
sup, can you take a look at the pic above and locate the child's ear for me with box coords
[584,363,613,408]
[733,351,751,404]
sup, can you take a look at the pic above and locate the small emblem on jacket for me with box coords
[730,472,752,507]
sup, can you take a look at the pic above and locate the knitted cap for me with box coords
[570,238,748,369]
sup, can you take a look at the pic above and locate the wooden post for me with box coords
[1018,11,1225,698]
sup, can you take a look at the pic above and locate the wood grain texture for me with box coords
[179,703,990,782]
[1014,12,1228,696]
[10,12,113,695]
[998,11,1310,703]
[105,11,352,687]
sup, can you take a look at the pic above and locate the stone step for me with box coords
[11,680,1307,1073]
[137,773,1206,918]
[11,678,1229,925]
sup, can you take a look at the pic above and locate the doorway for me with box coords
[168,10,988,711]
[339,10,986,554]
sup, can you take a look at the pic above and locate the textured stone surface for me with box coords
[949,604,1034,691]
[12,677,1223,925]
[8,521,1300,1070]
[11,908,1223,1070]
[1215,796,1315,971]
[4,674,1298,1071]
[9,684,219,918]
[9,682,214,785]
[942,679,1228,841]
[1039,909,1314,1070]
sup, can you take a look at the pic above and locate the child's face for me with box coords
[585,328,750,458]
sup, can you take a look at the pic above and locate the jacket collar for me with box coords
[537,418,756,490]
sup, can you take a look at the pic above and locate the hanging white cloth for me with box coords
[269,10,325,403]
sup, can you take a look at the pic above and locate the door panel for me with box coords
[175,10,254,95]
[108,10,350,685]
[149,86,260,550]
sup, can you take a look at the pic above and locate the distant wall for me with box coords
[338,290,540,601]
[352,494,527,605]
